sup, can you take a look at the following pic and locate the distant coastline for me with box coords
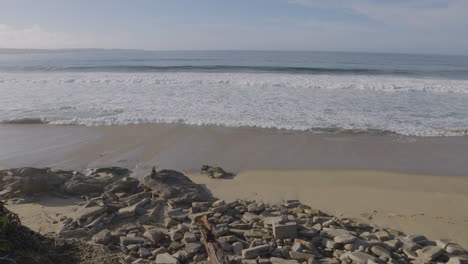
[0,48,142,54]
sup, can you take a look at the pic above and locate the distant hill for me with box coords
[0,48,141,54]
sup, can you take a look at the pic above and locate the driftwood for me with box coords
[197,215,230,264]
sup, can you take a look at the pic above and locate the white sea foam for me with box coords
[1,72,468,136]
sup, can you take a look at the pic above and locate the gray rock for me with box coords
[75,205,107,220]
[182,232,197,244]
[348,252,376,264]
[142,169,212,204]
[334,234,356,244]
[139,247,151,258]
[243,212,262,222]
[289,251,315,261]
[120,236,146,246]
[233,241,244,255]
[273,222,297,239]
[370,246,391,260]
[417,246,443,261]
[447,257,468,264]
[242,244,271,259]
[92,229,111,245]
[144,229,164,244]
[446,243,466,255]
[155,253,180,264]
[61,228,88,238]
[270,257,300,264]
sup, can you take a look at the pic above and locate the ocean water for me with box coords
[1,50,468,136]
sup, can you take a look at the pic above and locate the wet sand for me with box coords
[1,123,468,176]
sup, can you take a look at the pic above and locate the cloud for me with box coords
[0,24,97,49]
[290,0,468,30]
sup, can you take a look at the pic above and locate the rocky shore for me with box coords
[0,167,467,264]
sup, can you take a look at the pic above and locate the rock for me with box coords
[201,165,228,179]
[334,234,356,244]
[142,169,212,204]
[446,243,466,255]
[182,232,197,244]
[242,244,271,259]
[105,176,139,193]
[64,172,121,195]
[243,212,262,222]
[139,247,151,258]
[270,257,300,264]
[120,236,146,246]
[273,222,297,239]
[75,206,108,220]
[289,251,315,261]
[321,228,351,239]
[374,230,390,241]
[447,257,468,264]
[144,229,164,244]
[212,199,226,207]
[417,246,443,261]
[92,229,111,245]
[436,239,451,249]
[185,242,203,254]
[168,208,189,220]
[155,253,180,264]
[61,228,88,238]
[370,246,391,260]
[348,252,376,264]
[233,242,244,255]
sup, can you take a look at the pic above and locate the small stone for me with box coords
[155,253,180,264]
[242,244,271,259]
[182,232,197,244]
[270,257,300,264]
[348,252,376,264]
[144,229,164,244]
[92,229,111,245]
[127,244,140,251]
[374,231,390,241]
[447,257,468,264]
[289,251,315,261]
[370,246,391,260]
[243,212,262,222]
[417,246,443,261]
[170,232,183,241]
[212,199,225,207]
[334,234,356,244]
[233,242,244,255]
[273,222,297,239]
[446,243,466,255]
[139,247,151,258]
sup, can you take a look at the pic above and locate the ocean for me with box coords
[1,50,468,136]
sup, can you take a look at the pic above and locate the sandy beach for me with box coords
[2,123,468,249]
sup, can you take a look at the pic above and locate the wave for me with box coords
[0,65,429,76]
[1,72,468,137]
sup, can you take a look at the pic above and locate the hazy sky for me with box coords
[0,0,467,54]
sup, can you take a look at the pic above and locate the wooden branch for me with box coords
[197,215,230,264]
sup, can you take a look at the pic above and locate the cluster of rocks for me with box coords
[1,167,467,264]
[200,165,230,179]
[0,167,131,200]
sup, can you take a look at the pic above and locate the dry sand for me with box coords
[187,169,468,248]
[6,196,80,234]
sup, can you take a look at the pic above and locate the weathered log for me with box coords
[197,215,230,264]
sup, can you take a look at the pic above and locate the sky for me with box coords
[0,0,467,54]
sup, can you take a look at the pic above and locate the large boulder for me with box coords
[64,170,128,195]
[0,168,65,197]
[142,169,213,205]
